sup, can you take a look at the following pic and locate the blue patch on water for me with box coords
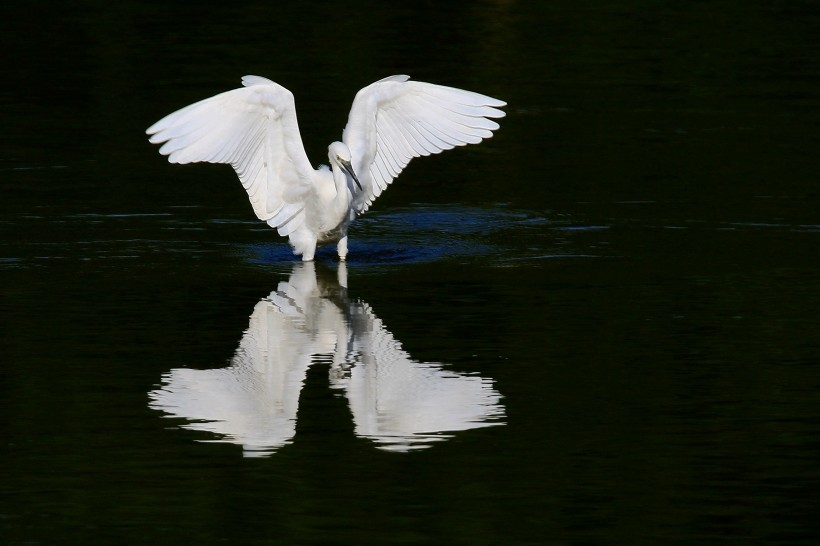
[0,205,607,270]
[239,205,593,267]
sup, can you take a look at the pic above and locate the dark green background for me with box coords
[2,1,820,544]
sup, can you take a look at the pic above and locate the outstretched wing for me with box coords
[146,76,315,236]
[342,75,506,213]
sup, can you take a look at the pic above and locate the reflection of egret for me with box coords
[146,75,505,261]
[149,263,504,456]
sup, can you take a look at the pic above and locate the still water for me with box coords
[3,1,820,544]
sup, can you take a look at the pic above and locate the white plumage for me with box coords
[146,75,505,261]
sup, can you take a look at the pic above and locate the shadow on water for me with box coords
[148,261,505,456]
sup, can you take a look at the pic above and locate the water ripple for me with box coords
[10,205,775,270]
[243,205,602,267]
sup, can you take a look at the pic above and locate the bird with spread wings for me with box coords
[147,75,505,261]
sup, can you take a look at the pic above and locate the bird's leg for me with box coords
[289,228,317,262]
[300,239,316,262]
[337,235,348,261]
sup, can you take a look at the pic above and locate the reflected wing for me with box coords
[342,75,506,213]
[146,76,315,236]
[337,301,505,452]
[147,297,314,456]
[147,262,345,456]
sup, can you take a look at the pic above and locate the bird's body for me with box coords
[147,75,505,261]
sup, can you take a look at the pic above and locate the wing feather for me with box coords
[146,77,315,229]
[343,76,506,213]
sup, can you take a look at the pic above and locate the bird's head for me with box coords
[328,141,361,191]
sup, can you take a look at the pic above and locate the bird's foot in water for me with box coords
[337,236,348,261]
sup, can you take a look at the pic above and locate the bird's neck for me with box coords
[330,165,353,201]
[321,165,351,218]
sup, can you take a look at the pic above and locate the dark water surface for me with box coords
[3,1,820,544]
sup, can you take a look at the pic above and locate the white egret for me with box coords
[146,75,506,261]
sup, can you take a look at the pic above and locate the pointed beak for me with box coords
[340,159,362,191]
